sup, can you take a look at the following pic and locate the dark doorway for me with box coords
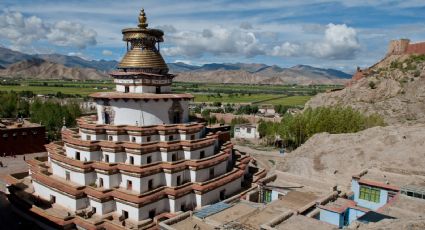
[148,179,153,190]
[177,175,181,186]
[104,112,110,124]
[172,112,180,123]
[220,189,226,200]
[50,195,56,204]
[65,171,70,181]
[149,210,156,219]
[124,86,130,93]
[209,168,214,179]
[122,210,129,219]
[156,86,161,94]
[127,180,132,190]
[99,178,104,187]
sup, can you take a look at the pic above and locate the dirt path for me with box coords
[234,144,285,171]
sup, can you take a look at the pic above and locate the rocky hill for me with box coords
[276,123,425,188]
[0,59,107,80]
[306,54,425,124]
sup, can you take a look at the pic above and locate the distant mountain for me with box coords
[34,54,118,72]
[0,47,39,67]
[0,46,351,84]
[290,65,352,79]
[0,59,107,80]
[167,62,200,72]
[172,63,351,85]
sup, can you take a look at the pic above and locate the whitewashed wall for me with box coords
[116,84,171,93]
[33,181,88,211]
[190,161,227,182]
[102,151,125,163]
[169,193,195,213]
[89,198,116,215]
[96,99,189,126]
[96,172,120,189]
[195,177,242,207]
[65,145,101,162]
[234,126,259,139]
[51,161,96,186]
[184,145,215,160]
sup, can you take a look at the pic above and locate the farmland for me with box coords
[0,79,342,106]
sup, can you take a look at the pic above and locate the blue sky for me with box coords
[1,0,425,72]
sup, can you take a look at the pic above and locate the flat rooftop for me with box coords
[354,169,425,190]
[318,198,368,214]
[277,190,318,210]
[379,195,425,219]
[275,215,336,230]
[206,201,260,226]
[235,199,292,229]
[267,170,333,195]
[0,119,42,129]
[170,216,215,230]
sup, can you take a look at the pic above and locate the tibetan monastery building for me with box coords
[3,9,258,230]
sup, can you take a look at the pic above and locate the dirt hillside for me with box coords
[0,59,108,80]
[306,54,425,124]
[276,124,425,188]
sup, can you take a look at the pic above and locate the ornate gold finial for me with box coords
[138,8,148,29]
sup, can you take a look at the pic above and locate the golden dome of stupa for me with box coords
[118,9,168,74]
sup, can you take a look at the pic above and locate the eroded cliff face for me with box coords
[306,54,425,125]
[276,124,425,188]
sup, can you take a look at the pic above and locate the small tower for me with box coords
[90,9,193,126]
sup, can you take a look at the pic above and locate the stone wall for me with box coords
[387,39,425,56]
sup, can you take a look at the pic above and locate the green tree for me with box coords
[276,107,385,150]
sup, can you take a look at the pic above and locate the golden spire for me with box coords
[138,8,148,29]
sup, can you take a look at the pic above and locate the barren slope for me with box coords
[174,69,349,85]
[276,124,425,188]
[0,59,108,80]
[306,54,425,124]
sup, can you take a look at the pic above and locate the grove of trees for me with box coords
[30,99,82,140]
[0,91,82,141]
[258,107,385,149]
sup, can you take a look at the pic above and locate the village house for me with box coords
[234,123,260,139]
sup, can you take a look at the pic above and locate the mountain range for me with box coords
[0,47,351,84]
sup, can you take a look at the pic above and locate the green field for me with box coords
[0,85,108,96]
[266,96,312,106]
[0,79,339,106]
[193,93,283,104]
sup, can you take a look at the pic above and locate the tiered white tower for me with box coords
[25,9,251,229]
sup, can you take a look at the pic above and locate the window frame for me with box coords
[359,185,381,203]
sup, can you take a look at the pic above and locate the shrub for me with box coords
[276,107,385,149]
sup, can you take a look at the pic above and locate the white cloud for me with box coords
[0,11,48,50]
[102,49,113,56]
[0,11,97,50]
[163,26,265,58]
[67,52,89,60]
[47,21,97,49]
[240,22,253,30]
[271,42,301,57]
[271,23,360,60]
